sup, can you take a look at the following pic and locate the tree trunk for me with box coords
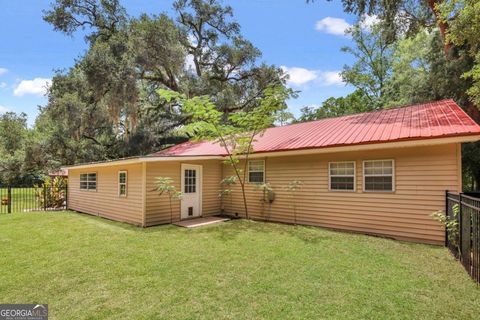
[240,182,249,219]
[428,2,480,124]
[427,0,452,56]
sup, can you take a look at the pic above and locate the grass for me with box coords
[0,211,479,319]
[0,187,39,213]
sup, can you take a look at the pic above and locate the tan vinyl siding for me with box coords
[222,143,461,244]
[68,163,144,225]
[144,160,222,226]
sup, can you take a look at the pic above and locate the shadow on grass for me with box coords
[190,219,335,245]
[69,210,334,244]
[67,210,417,248]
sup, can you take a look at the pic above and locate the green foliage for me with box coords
[38,0,286,169]
[0,112,27,155]
[438,0,480,107]
[154,177,182,223]
[219,175,236,199]
[0,112,43,185]
[303,1,480,189]
[286,180,303,224]
[159,84,292,218]
[297,90,372,121]
[255,183,275,204]
[255,182,275,217]
[42,0,127,42]
[462,142,480,190]
[34,176,67,209]
[431,204,459,248]
[341,21,393,109]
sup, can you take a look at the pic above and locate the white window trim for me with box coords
[328,161,356,192]
[118,170,128,197]
[362,159,395,193]
[80,172,97,192]
[247,159,265,184]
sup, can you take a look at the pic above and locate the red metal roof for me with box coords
[151,99,480,157]
[48,168,68,176]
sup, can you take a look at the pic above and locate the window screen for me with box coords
[329,162,355,191]
[80,173,97,191]
[248,160,264,183]
[363,160,394,192]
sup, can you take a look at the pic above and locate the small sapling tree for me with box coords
[286,180,303,224]
[154,177,182,223]
[256,182,275,217]
[158,84,292,219]
[219,175,237,212]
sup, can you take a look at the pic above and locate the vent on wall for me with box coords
[188,207,193,216]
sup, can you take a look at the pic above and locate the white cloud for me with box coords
[281,66,344,87]
[0,68,7,76]
[360,14,379,30]
[185,54,196,71]
[0,105,10,113]
[281,66,318,86]
[0,82,6,88]
[318,71,344,86]
[13,78,51,97]
[315,17,350,36]
[315,15,379,36]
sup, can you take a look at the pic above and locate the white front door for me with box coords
[180,164,202,219]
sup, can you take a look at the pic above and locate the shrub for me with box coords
[34,176,67,209]
[432,204,460,249]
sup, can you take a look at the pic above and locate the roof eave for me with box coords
[244,134,480,159]
[65,155,224,170]
[65,134,480,171]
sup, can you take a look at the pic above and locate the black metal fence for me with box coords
[0,185,68,214]
[446,191,480,283]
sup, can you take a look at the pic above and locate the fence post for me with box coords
[43,184,47,211]
[7,186,11,214]
[445,190,448,247]
[459,193,463,259]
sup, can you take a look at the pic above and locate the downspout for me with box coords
[142,161,147,227]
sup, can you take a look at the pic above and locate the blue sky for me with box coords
[0,0,362,125]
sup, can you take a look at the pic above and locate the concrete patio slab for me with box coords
[173,216,230,228]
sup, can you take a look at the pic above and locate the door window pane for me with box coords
[184,169,196,193]
[118,171,127,196]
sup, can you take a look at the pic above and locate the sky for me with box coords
[0,0,365,125]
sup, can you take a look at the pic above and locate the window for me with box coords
[363,160,394,192]
[329,161,355,191]
[118,171,127,197]
[80,173,97,191]
[184,169,197,193]
[248,160,265,183]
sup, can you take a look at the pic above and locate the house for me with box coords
[66,100,480,244]
[48,168,68,178]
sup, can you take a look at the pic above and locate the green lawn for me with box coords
[0,212,478,319]
[0,187,38,213]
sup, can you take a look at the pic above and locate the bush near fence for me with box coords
[446,191,480,284]
[0,177,67,213]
